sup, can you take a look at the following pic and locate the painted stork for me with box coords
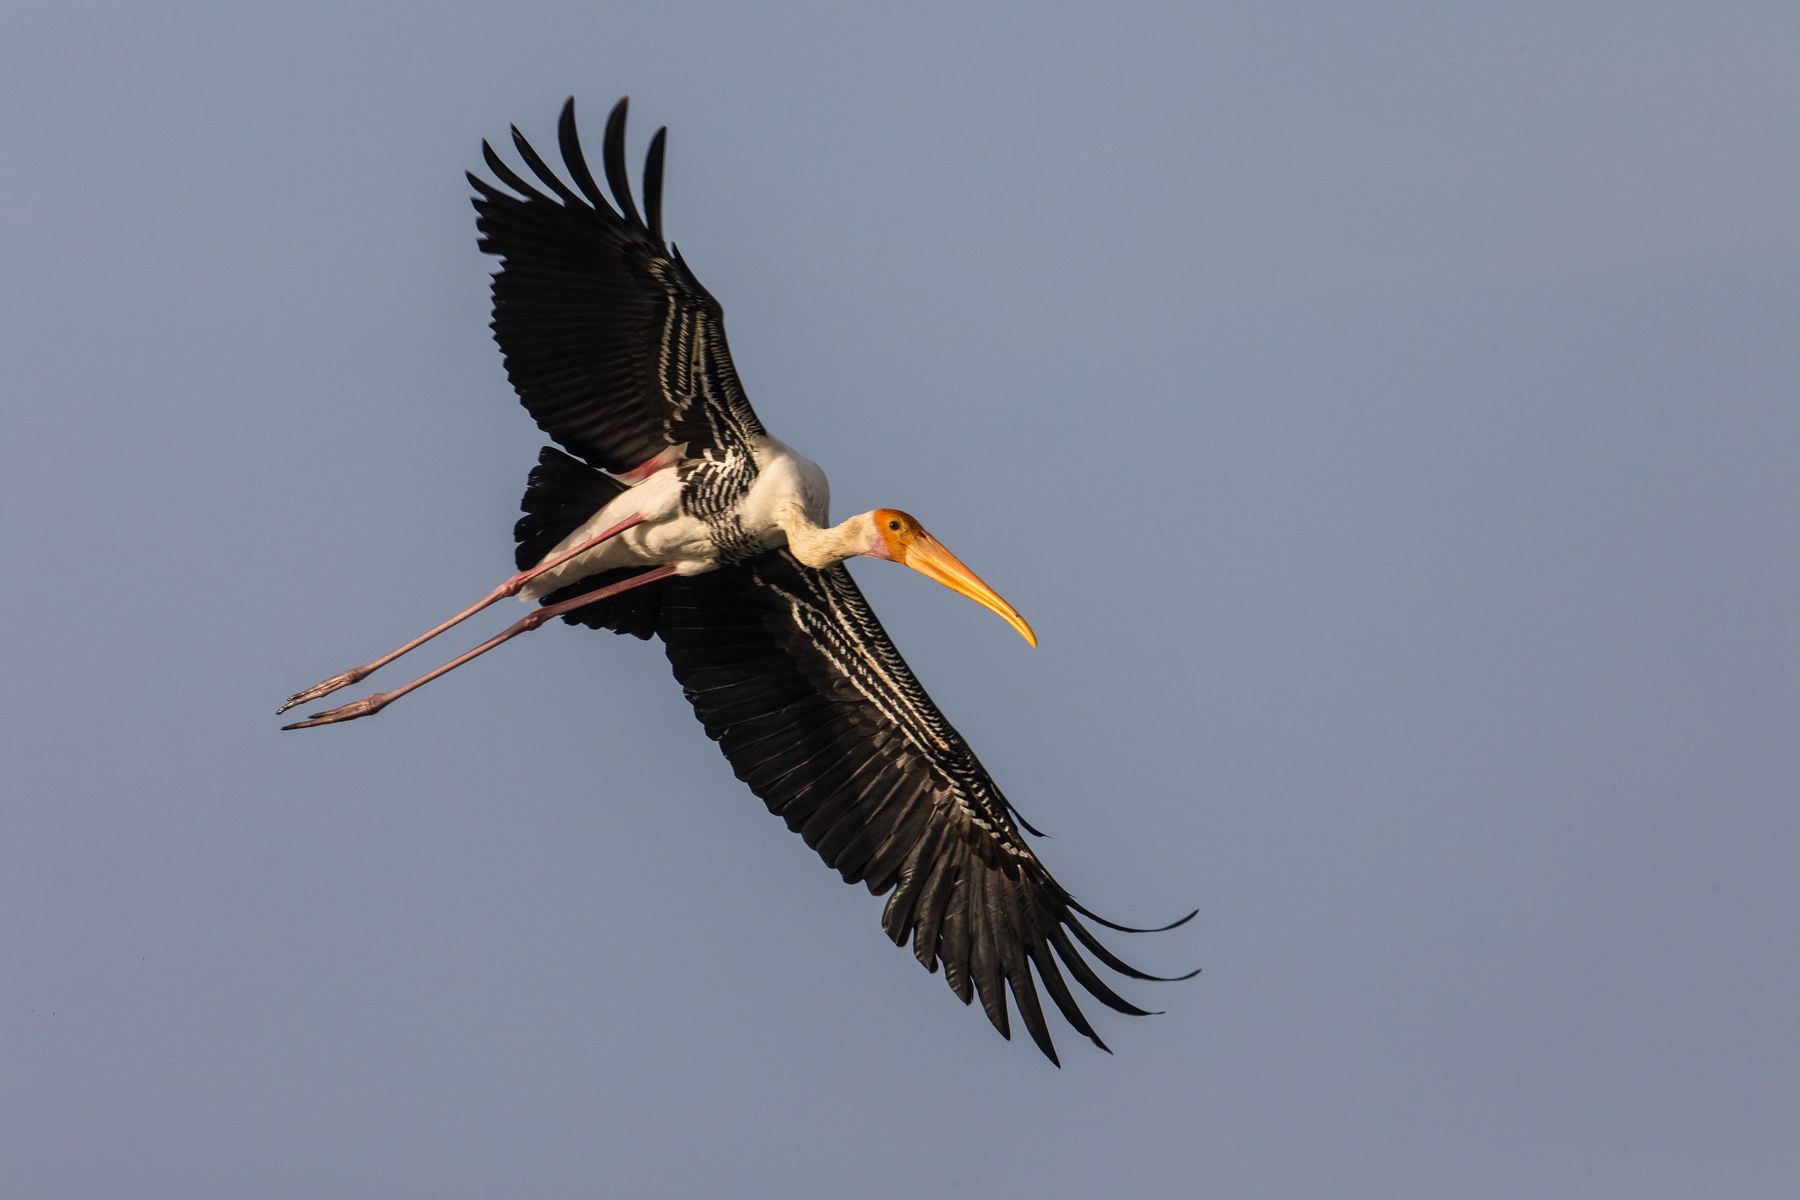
[279,98,1193,1063]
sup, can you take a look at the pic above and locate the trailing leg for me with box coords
[281,563,678,730]
[276,513,646,714]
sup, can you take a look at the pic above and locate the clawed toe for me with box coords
[276,668,368,715]
[280,693,389,730]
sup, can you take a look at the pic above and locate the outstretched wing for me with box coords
[469,97,766,476]
[654,551,1194,1065]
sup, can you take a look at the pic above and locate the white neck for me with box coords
[778,506,877,568]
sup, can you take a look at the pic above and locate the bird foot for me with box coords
[277,667,371,715]
[280,692,391,730]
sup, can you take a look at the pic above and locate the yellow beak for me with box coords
[898,533,1038,648]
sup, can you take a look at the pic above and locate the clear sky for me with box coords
[4,3,1797,1196]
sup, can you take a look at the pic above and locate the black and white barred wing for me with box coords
[469,98,765,476]
[656,551,1193,1065]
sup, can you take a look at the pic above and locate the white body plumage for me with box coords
[520,435,833,599]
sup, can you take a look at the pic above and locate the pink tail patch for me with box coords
[617,445,685,484]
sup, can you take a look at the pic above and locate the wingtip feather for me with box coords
[602,94,643,228]
[1068,900,1199,935]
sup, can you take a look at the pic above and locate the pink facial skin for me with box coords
[864,513,896,560]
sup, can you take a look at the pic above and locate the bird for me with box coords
[278,97,1193,1064]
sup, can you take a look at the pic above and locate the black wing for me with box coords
[655,551,1194,1065]
[469,98,766,476]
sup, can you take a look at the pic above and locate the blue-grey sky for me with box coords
[5,3,1797,1196]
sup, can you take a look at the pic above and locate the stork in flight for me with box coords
[279,98,1192,1063]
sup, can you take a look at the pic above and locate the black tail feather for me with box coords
[514,446,626,570]
[514,446,664,639]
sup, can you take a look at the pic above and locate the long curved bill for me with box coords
[899,533,1038,647]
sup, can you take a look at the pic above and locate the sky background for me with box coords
[4,3,1797,1196]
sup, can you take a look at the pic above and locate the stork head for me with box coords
[861,509,1037,647]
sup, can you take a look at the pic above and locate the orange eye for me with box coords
[887,519,902,531]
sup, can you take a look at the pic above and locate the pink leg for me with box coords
[276,514,647,714]
[281,565,679,730]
